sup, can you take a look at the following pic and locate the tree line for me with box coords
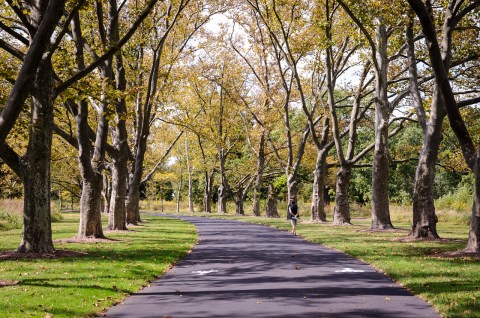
[0,0,479,253]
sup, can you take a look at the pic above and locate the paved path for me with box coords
[103,216,439,318]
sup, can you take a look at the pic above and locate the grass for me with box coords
[147,201,479,318]
[1,199,477,317]
[0,213,197,318]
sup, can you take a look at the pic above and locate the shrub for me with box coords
[0,199,64,231]
[50,202,64,222]
[435,184,472,212]
[0,199,23,231]
[0,211,22,231]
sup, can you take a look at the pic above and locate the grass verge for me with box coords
[0,213,197,318]
[147,207,479,318]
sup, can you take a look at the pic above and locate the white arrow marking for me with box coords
[334,267,365,273]
[192,269,219,276]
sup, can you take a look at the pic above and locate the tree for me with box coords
[408,0,480,252]
[0,0,79,252]
[125,0,206,224]
[0,0,161,250]
[336,0,419,229]
[407,2,480,239]
[245,0,312,204]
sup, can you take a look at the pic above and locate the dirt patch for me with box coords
[104,229,137,234]
[393,236,466,243]
[0,280,20,287]
[0,249,88,260]
[358,228,410,233]
[432,250,480,259]
[54,237,120,244]
[302,220,331,224]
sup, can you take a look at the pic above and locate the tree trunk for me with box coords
[176,165,182,213]
[102,172,111,214]
[107,154,128,230]
[126,143,145,224]
[311,150,328,222]
[78,173,104,237]
[333,165,352,225]
[266,185,279,218]
[185,136,194,213]
[159,183,164,213]
[126,184,141,224]
[371,23,393,230]
[217,184,227,214]
[234,190,245,216]
[287,172,298,203]
[76,99,105,237]
[251,185,262,217]
[408,7,452,239]
[106,0,129,231]
[252,133,266,217]
[411,92,444,238]
[203,171,213,213]
[371,114,393,229]
[17,61,55,253]
[126,46,145,224]
[466,158,480,252]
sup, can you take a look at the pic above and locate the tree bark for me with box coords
[17,60,55,253]
[75,98,105,238]
[78,172,104,237]
[185,136,194,213]
[107,154,128,230]
[107,0,129,231]
[287,176,298,204]
[217,184,227,214]
[370,23,393,230]
[102,172,111,214]
[107,63,129,230]
[252,133,265,217]
[333,165,352,225]
[203,171,213,213]
[411,91,444,239]
[72,14,105,238]
[467,158,480,252]
[311,150,328,222]
[126,137,146,224]
[176,164,182,213]
[266,184,279,218]
[234,188,245,215]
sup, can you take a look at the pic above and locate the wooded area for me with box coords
[0,0,479,253]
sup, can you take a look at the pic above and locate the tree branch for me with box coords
[0,21,29,45]
[0,142,23,178]
[0,39,25,60]
[141,130,184,185]
[56,0,160,94]
[0,0,66,144]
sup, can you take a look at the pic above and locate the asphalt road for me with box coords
[102,216,439,318]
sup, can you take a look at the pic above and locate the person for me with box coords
[287,199,299,235]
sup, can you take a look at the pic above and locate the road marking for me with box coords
[192,269,219,276]
[334,268,365,273]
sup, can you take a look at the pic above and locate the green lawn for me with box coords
[2,207,478,318]
[149,208,479,318]
[0,213,197,318]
